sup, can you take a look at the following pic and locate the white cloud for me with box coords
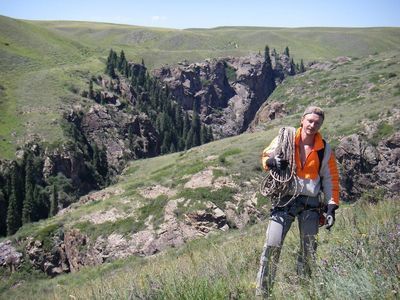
[151,15,167,22]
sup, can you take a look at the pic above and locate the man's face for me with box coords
[301,113,323,136]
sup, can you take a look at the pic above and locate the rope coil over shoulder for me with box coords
[259,126,300,208]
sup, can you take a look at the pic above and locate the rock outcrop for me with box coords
[337,132,400,202]
[153,53,292,138]
[79,104,159,173]
[25,234,69,277]
[0,240,22,272]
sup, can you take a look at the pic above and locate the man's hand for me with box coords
[325,204,338,230]
[266,156,289,170]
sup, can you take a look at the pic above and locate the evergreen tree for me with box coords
[174,104,183,135]
[161,134,170,154]
[299,59,306,73]
[207,126,214,142]
[191,108,201,147]
[264,45,272,66]
[92,144,108,185]
[169,143,176,153]
[32,186,48,221]
[284,46,290,57]
[289,58,296,76]
[200,125,208,145]
[118,50,127,72]
[0,189,7,236]
[106,60,116,78]
[50,184,58,217]
[6,190,19,235]
[182,112,190,141]
[138,67,146,87]
[88,80,95,99]
[7,162,22,235]
[22,154,34,224]
[185,129,194,149]
[105,49,117,78]
[97,147,109,179]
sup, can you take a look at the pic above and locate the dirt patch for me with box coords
[138,185,177,199]
[82,208,126,225]
[79,187,124,204]
[184,167,238,190]
[184,168,214,189]
[213,176,238,190]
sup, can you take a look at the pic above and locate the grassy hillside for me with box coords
[0,15,399,158]
[1,200,398,299]
[0,49,399,299]
[35,21,400,65]
[0,16,101,158]
[254,50,400,146]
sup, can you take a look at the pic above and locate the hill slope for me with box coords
[0,49,399,298]
[1,15,400,158]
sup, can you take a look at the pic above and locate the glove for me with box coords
[325,204,338,230]
[266,156,289,170]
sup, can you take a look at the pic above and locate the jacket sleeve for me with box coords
[319,143,340,205]
[261,136,278,171]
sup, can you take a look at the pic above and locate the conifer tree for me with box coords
[191,107,201,147]
[105,49,117,78]
[200,125,208,145]
[89,80,95,99]
[22,154,34,224]
[182,112,191,141]
[289,58,296,76]
[207,126,214,142]
[6,190,19,235]
[264,45,272,66]
[50,184,58,217]
[7,162,22,235]
[299,59,306,73]
[0,189,7,236]
[185,129,193,149]
[32,186,46,221]
[118,50,127,72]
[284,46,290,57]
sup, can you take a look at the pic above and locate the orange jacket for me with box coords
[261,128,340,205]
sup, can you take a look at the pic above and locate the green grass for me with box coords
[176,186,237,210]
[1,15,400,158]
[1,16,400,299]
[1,200,398,299]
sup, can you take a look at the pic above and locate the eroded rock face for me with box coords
[42,104,160,190]
[25,235,69,277]
[247,101,287,132]
[153,54,289,138]
[80,104,159,173]
[336,132,400,201]
[0,240,23,272]
[64,229,103,272]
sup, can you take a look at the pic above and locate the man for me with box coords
[256,106,340,297]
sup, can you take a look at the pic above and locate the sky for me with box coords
[0,0,399,29]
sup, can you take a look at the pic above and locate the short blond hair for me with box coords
[302,106,325,121]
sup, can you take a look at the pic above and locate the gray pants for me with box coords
[255,195,320,297]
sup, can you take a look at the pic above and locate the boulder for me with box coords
[0,240,23,272]
[336,132,400,201]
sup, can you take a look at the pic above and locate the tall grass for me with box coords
[2,199,398,299]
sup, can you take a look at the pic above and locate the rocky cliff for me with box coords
[153,53,293,138]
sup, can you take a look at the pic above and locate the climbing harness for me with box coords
[259,126,301,208]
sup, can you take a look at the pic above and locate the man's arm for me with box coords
[320,144,340,206]
[261,137,279,171]
[320,144,340,229]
